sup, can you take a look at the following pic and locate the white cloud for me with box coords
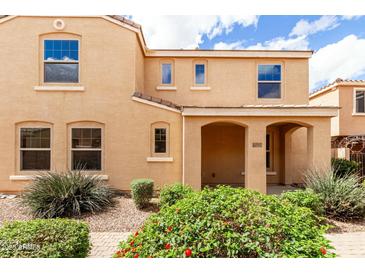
[245,35,309,50]
[213,41,245,50]
[310,34,365,89]
[131,15,258,49]
[341,15,362,20]
[290,16,340,37]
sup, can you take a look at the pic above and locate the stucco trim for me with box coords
[182,107,339,117]
[240,171,277,176]
[190,86,211,91]
[9,174,109,181]
[156,86,177,91]
[146,157,174,162]
[0,15,17,24]
[132,96,181,113]
[146,49,313,59]
[33,86,85,91]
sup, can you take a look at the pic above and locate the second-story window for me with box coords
[355,90,365,113]
[44,39,79,83]
[258,64,281,99]
[161,63,172,85]
[195,64,205,85]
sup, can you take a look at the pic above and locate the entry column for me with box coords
[245,122,267,193]
[183,117,202,190]
[307,120,331,172]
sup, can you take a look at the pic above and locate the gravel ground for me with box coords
[1,197,365,234]
[0,196,156,232]
[327,218,365,233]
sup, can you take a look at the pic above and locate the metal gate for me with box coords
[350,152,365,177]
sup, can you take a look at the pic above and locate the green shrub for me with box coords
[305,169,365,220]
[21,170,116,218]
[0,219,90,258]
[159,183,194,208]
[331,158,359,178]
[280,189,324,216]
[115,186,334,258]
[131,179,154,209]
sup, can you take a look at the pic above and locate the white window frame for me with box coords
[160,61,174,86]
[43,38,80,84]
[257,64,282,99]
[194,63,206,85]
[19,127,51,171]
[353,88,365,115]
[70,127,103,171]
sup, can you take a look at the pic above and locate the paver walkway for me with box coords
[326,232,365,258]
[89,231,365,258]
[89,232,130,258]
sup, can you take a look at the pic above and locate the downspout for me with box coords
[182,109,185,185]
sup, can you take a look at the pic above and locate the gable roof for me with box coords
[310,78,365,99]
[0,15,312,59]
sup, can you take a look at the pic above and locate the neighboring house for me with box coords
[0,15,338,194]
[309,78,365,173]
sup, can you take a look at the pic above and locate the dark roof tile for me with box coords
[132,92,181,111]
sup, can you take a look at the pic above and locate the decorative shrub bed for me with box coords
[21,170,116,218]
[159,183,193,208]
[115,186,334,258]
[331,158,359,178]
[305,169,365,220]
[280,189,324,216]
[131,179,154,209]
[0,219,90,258]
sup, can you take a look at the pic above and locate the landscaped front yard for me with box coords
[1,158,365,258]
[0,196,154,232]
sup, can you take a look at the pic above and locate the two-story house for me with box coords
[0,15,338,194]
[309,78,365,174]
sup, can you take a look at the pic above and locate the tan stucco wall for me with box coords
[144,58,309,106]
[201,123,245,185]
[310,85,365,137]
[290,127,308,183]
[310,89,340,136]
[0,16,182,192]
[337,86,365,136]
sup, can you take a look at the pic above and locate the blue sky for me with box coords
[131,15,365,91]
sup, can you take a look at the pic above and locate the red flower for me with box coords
[320,247,327,255]
[165,243,171,250]
[134,231,139,237]
[167,226,173,232]
[130,241,135,247]
[185,248,192,257]
[134,254,139,258]
[115,250,122,257]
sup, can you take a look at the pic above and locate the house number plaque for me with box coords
[252,142,262,148]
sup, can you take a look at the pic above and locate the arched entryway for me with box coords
[266,121,312,186]
[201,122,246,188]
